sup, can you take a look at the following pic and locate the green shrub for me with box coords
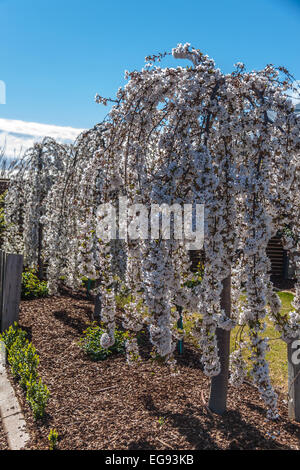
[7,335,27,380]
[48,428,59,450]
[19,342,39,389]
[21,270,48,300]
[1,322,49,419]
[79,323,126,361]
[0,322,27,351]
[26,378,50,419]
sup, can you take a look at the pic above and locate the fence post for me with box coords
[287,338,300,422]
[0,253,23,332]
[0,251,6,328]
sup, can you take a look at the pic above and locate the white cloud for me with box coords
[0,118,85,159]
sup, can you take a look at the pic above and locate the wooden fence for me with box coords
[0,251,23,333]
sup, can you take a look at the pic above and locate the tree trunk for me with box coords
[177,305,183,355]
[94,293,102,322]
[208,273,231,415]
[37,223,43,281]
[287,338,300,422]
[37,147,43,281]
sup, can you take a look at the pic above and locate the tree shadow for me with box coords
[127,439,155,450]
[53,309,89,335]
[140,394,292,450]
[175,345,203,370]
[246,401,269,415]
[58,285,89,301]
[71,304,94,322]
[281,419,300,437]
[21,325,32,343]
[132,329,203,369]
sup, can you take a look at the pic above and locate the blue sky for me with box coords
[0,0,299,156]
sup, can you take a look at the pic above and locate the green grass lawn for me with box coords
[184,291,294,393]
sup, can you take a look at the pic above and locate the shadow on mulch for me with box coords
[142,394,218,449]
[141,394,291,450]
[282,420,300,435]
[21,325,33,343]
[175,346,203,370]
[246,401,269,415]
[127,439,154,450]
[53,309,90,335]
[134,326,203,370]
[58,285,89,301]
[33,412,52,428]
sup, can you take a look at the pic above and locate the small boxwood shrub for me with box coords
[26,378,50,420]
[0,322,49,419]
[21,270,48,300]
[0,322,27,350]
[48,428,59,450]
[79,322,126,361]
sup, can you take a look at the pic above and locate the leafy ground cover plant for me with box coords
[79,322,126,361]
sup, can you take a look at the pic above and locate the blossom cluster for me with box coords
[4,43,300,419]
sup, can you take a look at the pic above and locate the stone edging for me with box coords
[0,341,30,450]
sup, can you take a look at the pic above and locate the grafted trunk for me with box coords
[208,273,231,415]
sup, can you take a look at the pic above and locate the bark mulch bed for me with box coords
[0,417,9,450]
[5,291,300,450]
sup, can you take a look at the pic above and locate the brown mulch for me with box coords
[5,291,300,450]
[0,417,9,450]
